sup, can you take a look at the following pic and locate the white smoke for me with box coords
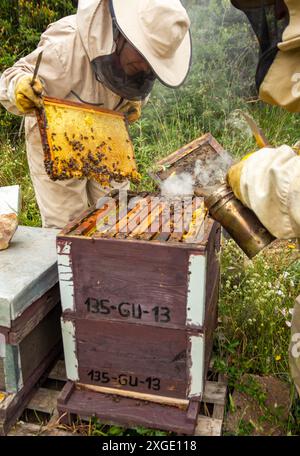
[227,110,253,140]
[161,172,195,197]
[159,148,233,198]
[193,150,233,189]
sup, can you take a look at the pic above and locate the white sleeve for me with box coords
[0,38,73,116]
[240,145,300,239]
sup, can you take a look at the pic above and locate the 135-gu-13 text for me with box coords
[85,297,171,323]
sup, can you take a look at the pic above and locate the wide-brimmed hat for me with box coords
[231,0,276,9]
[109,0,192,88]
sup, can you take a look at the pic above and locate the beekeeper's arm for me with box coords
[227,145,300,239]
[0,39,72,116]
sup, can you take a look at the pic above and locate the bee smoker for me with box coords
[203,183,275,259]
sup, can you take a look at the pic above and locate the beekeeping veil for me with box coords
[231,1,300,112]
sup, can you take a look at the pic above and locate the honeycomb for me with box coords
[37,97,141,187]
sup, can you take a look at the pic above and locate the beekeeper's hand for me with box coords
[226,152,254,204]
[119,101,142,123]
[226,145,300,239]
[14,75,44,113]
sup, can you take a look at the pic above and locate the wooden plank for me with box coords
[58,381,75,406]
[88,201,119,236]
[57,385,197,435]
[76,383,189,409]
[212,403,225,421]
[70,204,113,236]
[212,374,227,420]
[98,192,149,239]
[186,400,200,422]
[203,381,227,406]
[115,196,155,239]
[167,198,206,244]
[70,237,190,329]
[48,360,66,382]
[128,198,163,238]
[73,318,189,399]
[27,388,61,414]
[194,416,223,436]
[182,201,207,244]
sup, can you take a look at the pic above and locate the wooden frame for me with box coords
[152,133,227,183]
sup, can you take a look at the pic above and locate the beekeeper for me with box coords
[228,0,300,395]
[0,0,191,228]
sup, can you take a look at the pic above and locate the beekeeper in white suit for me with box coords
[0,0,192,228]
[228,0,300,395]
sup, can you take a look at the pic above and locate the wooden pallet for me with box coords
[7,359,227,436]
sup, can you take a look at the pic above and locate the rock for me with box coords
[0,213,18,250]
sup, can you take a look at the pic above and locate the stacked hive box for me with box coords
[57,187,221,434]
[0,226,62,435]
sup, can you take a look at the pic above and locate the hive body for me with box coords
[57,191,221,405]
[0,227,62,434]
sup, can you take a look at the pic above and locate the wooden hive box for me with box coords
[57,190,221,406]
[0,226,62,434]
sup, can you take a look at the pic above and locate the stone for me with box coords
[0,214,18,251]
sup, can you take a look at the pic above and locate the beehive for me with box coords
[57,187,221,432]
[0,226,62,435]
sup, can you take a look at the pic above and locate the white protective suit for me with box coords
[238,145,300,395]
[239,145,300,239]
[0,0,132,228]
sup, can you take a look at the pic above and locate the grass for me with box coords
[0,0,300,436]
[216,239,300,435]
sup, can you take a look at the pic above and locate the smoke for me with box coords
[193,149,233,189]
[160,148,233,198]
[227,110,253,140]
[161,172,195,197]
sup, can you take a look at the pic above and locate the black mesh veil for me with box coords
[231,1,289,88]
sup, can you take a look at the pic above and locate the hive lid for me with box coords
[36,97,141,187]
[0,226,58,328]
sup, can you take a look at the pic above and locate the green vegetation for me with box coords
[0,0,299,435]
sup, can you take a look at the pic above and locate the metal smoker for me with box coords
[203,184,275,259]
